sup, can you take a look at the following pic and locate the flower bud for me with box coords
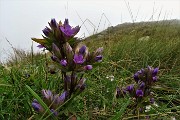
[42,27,51,37]
[32,99,44,112]
[126,84,134,92]
[84,65,93,70]
[49,18,58,29]
[60,59,67,66]
[95,55,103,62]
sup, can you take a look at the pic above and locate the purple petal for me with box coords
[42,26,51,37]
[37,44,44,49]
[152,68,159,76]
[139,82,145,89]
[32,102,43,112]
[84,65,93,70]
[152,76,158,82]
[79,45,87,55]
[95,55,103,62]
[150,98,155,104]
[133,73,139,82]
[126,84,134,92]
[50,18,58,29]
[56,91,67,104]
[73,54,85,64]
[136,89,144,97]
[60,59,67,66]
[42,89,53,101]
[60,19,80,37]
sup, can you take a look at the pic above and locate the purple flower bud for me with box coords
[138,69,144,74]
[79,45,87,55]
[60,59,67,66]
[56,91,67,104]
[42,27,51,37]
[148,66,153,71]
[32,101,44,112]
[152,68,159,76]
[133,73,139,82]
[139,82,145,89]
[136,89,144,97]
[50,18,58,29]
[95,55,103,62]
[42,89,53,101]
[84,65,93,70]
[94,47,103,56]
[37,44,44,49]
[126,84,134,92]
[51,55,58,62]
[150,98,155,104]
[73,54,85,64]
[51,109,58,116]
[152,76,158,82]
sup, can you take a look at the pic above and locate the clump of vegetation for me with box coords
[0,19,180,120]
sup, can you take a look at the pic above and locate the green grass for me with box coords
[0,19,180,119]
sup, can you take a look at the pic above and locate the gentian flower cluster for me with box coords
[32,90,68,116]
[116,66,159,113]
[31,18,103,118]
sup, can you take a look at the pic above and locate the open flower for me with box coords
[136,89,144,97]
[60,19,80,37]
[73,54,85,64]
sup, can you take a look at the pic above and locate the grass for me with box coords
[0,19,180,120]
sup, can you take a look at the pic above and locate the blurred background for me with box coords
[0,0,180,62]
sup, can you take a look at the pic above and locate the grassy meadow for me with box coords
[0,19,180,119]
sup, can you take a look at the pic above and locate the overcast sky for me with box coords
[0,0,180,61]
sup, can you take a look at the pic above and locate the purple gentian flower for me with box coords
[136,89,144,97]
[84,65,93,70]
[49,18,58,29]
[73,54,85,64]
[95,55,103,62]
[152,68,159,76]
[42,26,51,37]
[60,59,67,66]
[42,90,53,101]
[126,84,134,92]
[32,99,44,112]
[138,69,144,74]
[152,76,158,82]
[55,91,67,105]
[79,45,87,55]
[150,98,155,104]
[139,82,145,89]
[133,73,139,82]
[60,19,80,37]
